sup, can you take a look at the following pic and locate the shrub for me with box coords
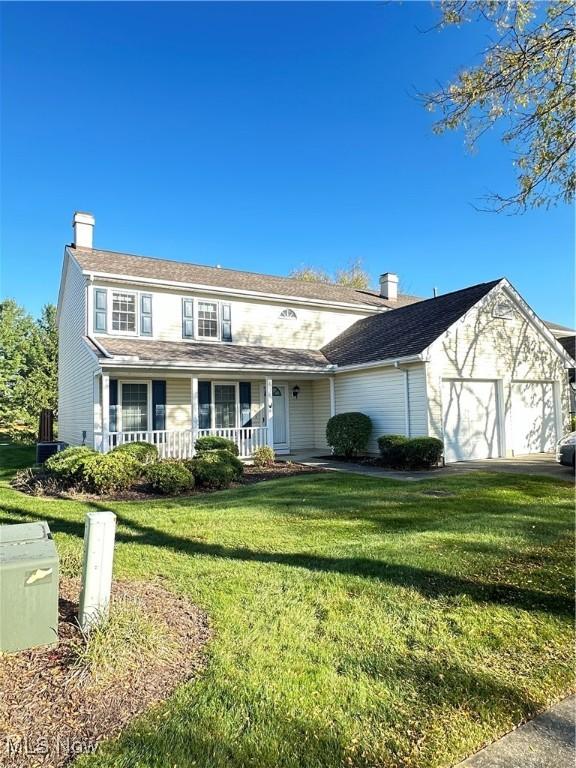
[402,437,444,469]
[81,452,140,494]
[377,435,409,466]
[377,434,444,469]
[145,460,194,495]
[194,435,239,456]
[326,412,372,457]
[12,466,62,496]
[112,441,158,464]
[189,449,243,488]
[45,446,96,486]
[252,445,275,468]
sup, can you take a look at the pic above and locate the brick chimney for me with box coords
[72,211,95,248]
[379,272,398,300]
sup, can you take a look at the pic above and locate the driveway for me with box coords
[292,452,573,483]
[447,453,574,482]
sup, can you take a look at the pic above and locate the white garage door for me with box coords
[510,382,557,455]
[442,380,500,462]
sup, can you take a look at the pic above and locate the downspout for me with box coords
[394,362,410,438]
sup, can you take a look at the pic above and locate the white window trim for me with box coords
[109,289,139,336]
[117,380,152,433]
[195,299,222,342]
[211,381,239,429]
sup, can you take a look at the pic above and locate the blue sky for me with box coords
[1,1,573,325]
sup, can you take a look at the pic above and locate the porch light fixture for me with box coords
[292,385,300,399]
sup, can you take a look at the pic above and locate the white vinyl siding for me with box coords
[166,379,192,431]
[313,379,331,451]
[407,367,428,436]
[90,281,372,349]
[285,381,314,451]
[57,256,99,446]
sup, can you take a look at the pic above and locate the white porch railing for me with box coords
[97,427,269,459]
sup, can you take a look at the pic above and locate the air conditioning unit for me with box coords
[36,441,68,465]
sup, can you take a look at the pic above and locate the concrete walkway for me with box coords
[291,452,574,483]
[455,694,575,768]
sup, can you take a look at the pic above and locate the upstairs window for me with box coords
[112,292,137,332]
[197,301,219,338]
[279,308,297,320]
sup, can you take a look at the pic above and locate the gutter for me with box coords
[100,358,336,374]
[333,353,427,373]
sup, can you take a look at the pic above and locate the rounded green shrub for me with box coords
[194,435,239,456]
[189,449,243,488]
[377,435,409,467]
[252,445,275,468]
[45,446,96,486]
[402,437,444,469]
[326,412,372,458]
[112,441,158,464]
[145,460,194,495]
[81,452,140,494]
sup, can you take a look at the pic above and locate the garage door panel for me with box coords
[442,380,500,462]
[511,382,556,454]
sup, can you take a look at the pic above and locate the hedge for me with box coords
[112,441,158,464]
[145,460,194,495]
[189,449,243,488]
[377,434,443,469]
[194,435,239,456]
[326,412,372,457]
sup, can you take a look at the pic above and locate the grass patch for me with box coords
[0,442,573,767]
[72,596,178,689]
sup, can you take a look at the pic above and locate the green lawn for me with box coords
[0,444,573,768]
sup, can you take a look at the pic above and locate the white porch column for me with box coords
[329,376,336,417]
[191,377,199,452]
[101,373,110,453]
[265,378,274,448]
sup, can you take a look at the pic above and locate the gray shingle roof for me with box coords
[71,246,420,309]
[322,280,502,366]
[95,337,332,369]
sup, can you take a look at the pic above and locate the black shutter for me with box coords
[198,381,211,429]
[239,382,252,427]
[222,303,232,342]
[141,294,153,336]
[94,289,107,332]
[182,298,194,339]
[152,380,166,430]
[109,379,118,432]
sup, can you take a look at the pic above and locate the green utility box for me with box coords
[0,521,59,653]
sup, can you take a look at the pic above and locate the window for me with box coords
[279,308,297,320]
[197,301,218,338]
[121,383,148,431]
[112,292,137,332]
[214,384,236,428]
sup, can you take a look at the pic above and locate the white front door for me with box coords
[442,379,501,462]
[272,385,288,450]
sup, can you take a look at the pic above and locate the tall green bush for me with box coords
[194,435,239,456]
[326,412,372,457]
[113,441,158,464]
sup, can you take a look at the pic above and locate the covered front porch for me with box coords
[93,372,334,459]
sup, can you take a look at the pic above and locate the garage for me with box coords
[510,381,557,455]
[442,379,501,462]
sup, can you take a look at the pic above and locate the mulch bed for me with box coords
[0,580,211,767]
[17,462,325,502]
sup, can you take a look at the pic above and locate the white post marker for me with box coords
[78,511,117,632]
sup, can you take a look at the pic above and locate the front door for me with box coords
[267,384,288,452]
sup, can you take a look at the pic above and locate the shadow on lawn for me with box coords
[0,500,572,618]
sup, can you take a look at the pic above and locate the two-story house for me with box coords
[57,212,574,462]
